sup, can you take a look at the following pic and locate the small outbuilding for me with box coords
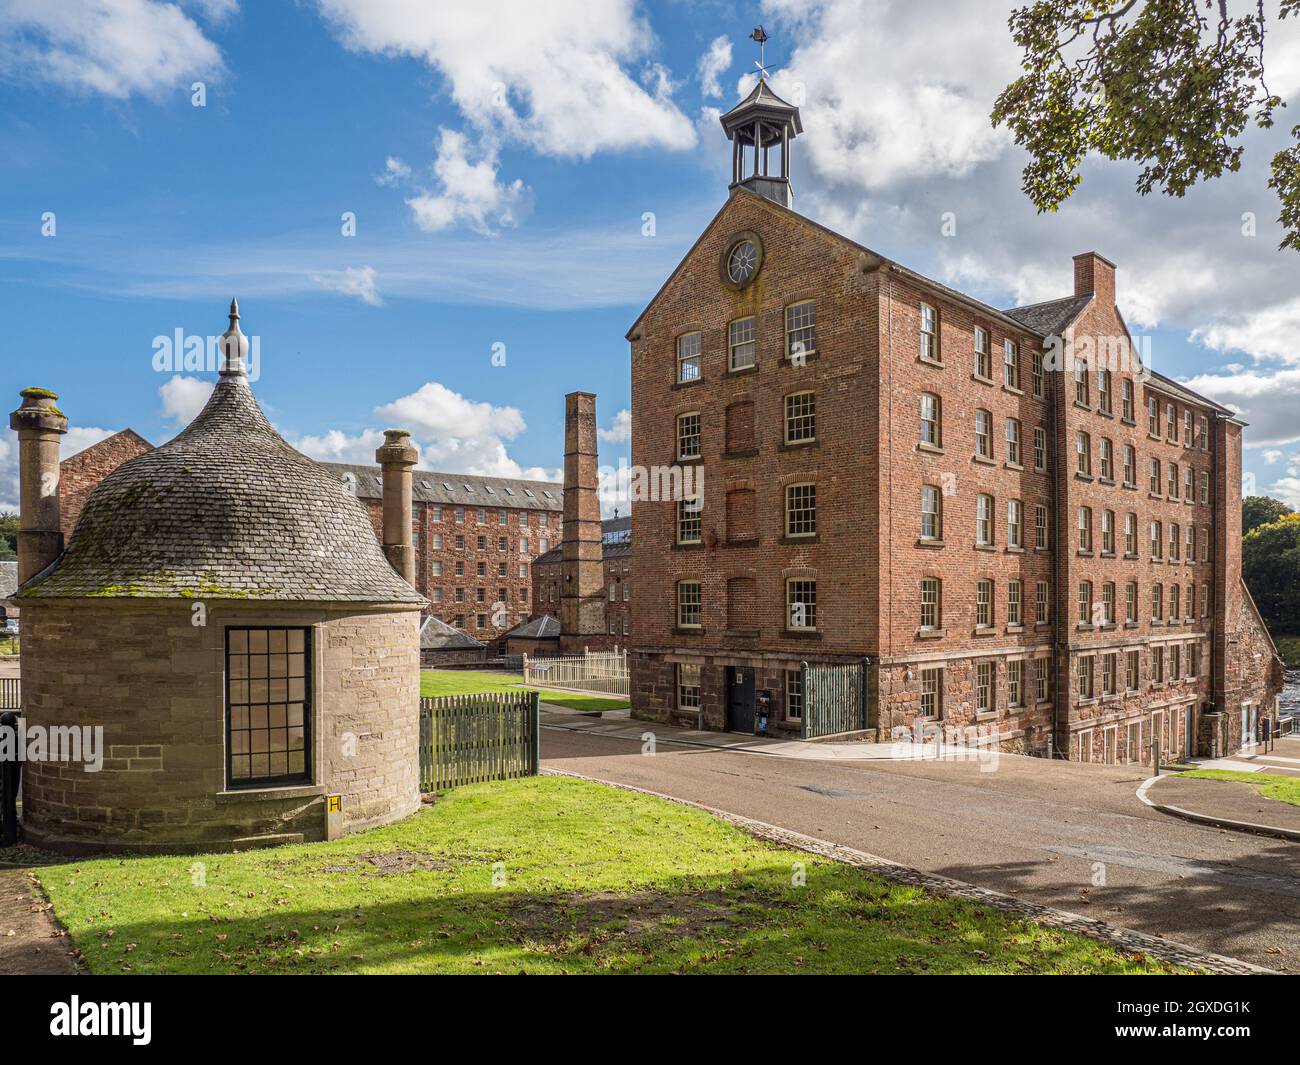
[11,301,427,852]
[419,615,487,667]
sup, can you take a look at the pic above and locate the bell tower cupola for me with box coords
[720,28,802,209]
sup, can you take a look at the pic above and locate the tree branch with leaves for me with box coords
[993,0,1300,249]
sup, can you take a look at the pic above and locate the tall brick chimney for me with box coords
[1073,251,1116,305]
[375,428,418,585]
[9,388,69,584]
[560,391,604,648]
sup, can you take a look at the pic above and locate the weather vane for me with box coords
[750,25,769,78]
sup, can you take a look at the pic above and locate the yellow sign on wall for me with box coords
[327,794,342,813]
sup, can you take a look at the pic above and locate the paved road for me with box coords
[541,723,1300,970]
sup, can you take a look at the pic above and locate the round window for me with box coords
[726,240,759,285]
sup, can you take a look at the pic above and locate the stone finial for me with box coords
[219,297,250,376]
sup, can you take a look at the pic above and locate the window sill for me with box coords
[216,783,324,803]
[724,628,759,639]
[782,351,819,366]
[727,364,758,378]
[972,454,996,466]
[1098,477,1115,487]
[916,538,946,549]
[1076,623,1094,632]
[1075,472,1094,482]
[1005,545,1025,554]
[1122,482,1137,491]
[972,372,994,386]
[722,448,758,460]
[1077,549,1094,557]
[917,356,945,369]
[783,629,822,639]
[1124,621,1140,629]
[1006,624,1025,634]
[780,534,819,545]
[1121,417,1137,427]
[1035,622,1051,631]
[973,543,997,552]
[672,542,705,551]
[917,442,945,456]
[1003,384,1025,397]
[1100,550,1116,559]
[1097,408,1114,419]
[671,378,703,391]
[1074,401,1092,412]
[673,626,705,636]
[916,627,946,640]
[1004,461,1024,472]
[973,626,996,637]
[724,537,759,548]
[779,439,818,452]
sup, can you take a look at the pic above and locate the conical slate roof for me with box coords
[22,301,424,604]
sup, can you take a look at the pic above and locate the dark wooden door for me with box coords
[726,667,755,734]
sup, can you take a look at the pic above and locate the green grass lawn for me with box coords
[420,669,628,712]
[36,776,1179,975]
[0,635,17,655]
[1180,768,1300,807]
[1272,635,1300,669]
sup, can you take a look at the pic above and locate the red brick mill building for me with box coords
[627,78,1283,761]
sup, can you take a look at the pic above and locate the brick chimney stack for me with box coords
[375,429,418,585]
[1073,251,1116,306]
[9,387,69,584]
[560,391,604,648]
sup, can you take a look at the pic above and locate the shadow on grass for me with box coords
[933,837,1300,965]
[54,859,1178,976]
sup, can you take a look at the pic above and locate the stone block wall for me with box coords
[19,599,420,853]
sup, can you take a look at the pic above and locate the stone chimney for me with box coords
[559,392,604,647]
[9,387,69,583]
[375,429,418,585]
[1073,251,1116,305]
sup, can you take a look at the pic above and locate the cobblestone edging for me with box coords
[543,767,1276,975]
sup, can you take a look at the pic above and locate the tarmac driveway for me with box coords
[541,719,1300,970]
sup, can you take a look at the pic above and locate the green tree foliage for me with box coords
[1243,512,1300,632]
[993,0,1300,250]
[1243,494,1293,533]
[0,511,17,560]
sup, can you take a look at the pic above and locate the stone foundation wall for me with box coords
[19,599,420,853]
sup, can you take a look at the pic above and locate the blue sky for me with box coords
[4,0,1300,513]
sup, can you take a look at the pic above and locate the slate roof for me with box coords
[505,614,561,640]
[1002,295,1093,338]
[420,614,485,651]
[22,318,425,604]
[0,561,17,600]
[320,462,562,512]
[534,517,631,566]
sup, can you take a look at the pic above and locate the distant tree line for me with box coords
[1243,497,1300,634]
[0,512,16,561]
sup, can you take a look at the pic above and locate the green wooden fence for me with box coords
[800,659,871,740]
[418,690,540,791]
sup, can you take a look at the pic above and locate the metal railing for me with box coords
[523,648,629,697]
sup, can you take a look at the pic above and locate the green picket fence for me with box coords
[418,690,540,792]
[800,659,871,740]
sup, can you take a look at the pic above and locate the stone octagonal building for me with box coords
[11,301,426,852]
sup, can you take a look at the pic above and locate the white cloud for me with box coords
[316,0,696,159]
[159,374,215,425]
[311,265,382,305]
[598,408,631,444]
[1191,295,1300,366]
[374,156,412,187]
[295,380,548,481]
[697,35,731,99]
[1180,366,1300,448]
[598,463,630,519]
[1263,449,1284,464]
[404,130,530,236]
[0,0,228,99]
[1267,476,1300,510]
[759,0,1014,193]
